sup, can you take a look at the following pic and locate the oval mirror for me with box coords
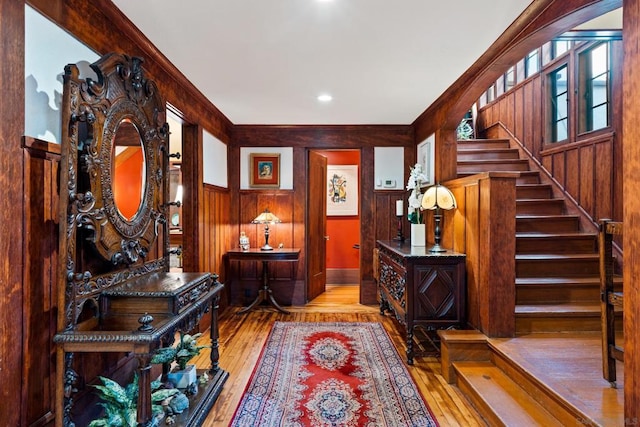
[112,119,146,221]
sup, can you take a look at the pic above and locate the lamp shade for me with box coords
[421,184,457,211]
[251,209,281,224]
[252,209,281,250]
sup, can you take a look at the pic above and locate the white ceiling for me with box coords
[111,0,537,125]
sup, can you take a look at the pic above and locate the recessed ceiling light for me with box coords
[317,94,333,102]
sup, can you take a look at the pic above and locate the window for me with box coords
[505,66,516,92]
[486,84,496,103]
[525,49,540,77]
[496,75,505,97]
[552,40,571,59]
[549,65,569,142]
[579,42,610,133]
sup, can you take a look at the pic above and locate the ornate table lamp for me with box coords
[421,184,457,252]
[252,209,281,251]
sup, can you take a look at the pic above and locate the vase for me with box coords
[167,364,197,389]
[411,223,426,247]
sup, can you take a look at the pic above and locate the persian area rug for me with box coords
[230,322,438,427]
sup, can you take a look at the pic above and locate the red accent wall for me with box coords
[318,150,360,269]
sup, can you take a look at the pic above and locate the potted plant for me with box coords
[151,331,209,389]
[406,163,428,246]
[88,374,180,427]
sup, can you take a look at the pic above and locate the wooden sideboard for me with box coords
[377,240,467,364]
[54,271,228,427]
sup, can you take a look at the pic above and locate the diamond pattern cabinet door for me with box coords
[414,263,464,323]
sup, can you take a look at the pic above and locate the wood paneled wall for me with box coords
[442,173,518,337]
[231,125,415,306]
[201,185,232,309]
[22,138,59,426]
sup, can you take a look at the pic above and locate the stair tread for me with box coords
[516,214,579,219]
[454,361,564,426]
[515,277,600,285]
[516,198,564,203]
[457,148,519,153]
[516,253,598,260]
[459,159,529,164]
[516,232,596,238]
[516,302,600,315]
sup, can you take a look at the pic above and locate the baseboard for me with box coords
[326,268,359,285]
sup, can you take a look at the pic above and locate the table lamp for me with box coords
[252,209,281,251]
[421,184,457,252]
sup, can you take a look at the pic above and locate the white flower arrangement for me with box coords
[406,163,428,224]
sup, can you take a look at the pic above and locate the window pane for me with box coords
[542,42,552,65]
[591,78,608,106]
[592,104,608,130]
[556,92,568,120]
[556,118,568,141]
[505,66,515,92]
[591,44,608,77]
[526,50,539,76]
[554,40,570,58]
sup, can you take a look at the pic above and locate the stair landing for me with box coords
[440,330,624,427]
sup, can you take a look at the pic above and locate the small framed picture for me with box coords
[250,153,280,188]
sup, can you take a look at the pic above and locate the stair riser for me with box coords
[516,237,597,253]
[516,259,599,277]
[458,151,520,161]
[458,141,510,150]
[516,201,564,215]
[516,186,552,199]
[516,315,602,333]
[516,285,600,304]
[516,217,580,233]
[458,161,530,173]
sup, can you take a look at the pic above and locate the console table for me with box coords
[377,240,466,364]
[226,248,300,314]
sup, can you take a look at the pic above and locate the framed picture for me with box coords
[250,153,280,188]
[327,165,358,216]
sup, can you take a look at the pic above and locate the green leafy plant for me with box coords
[88,374,179,427]
[457,118,474,140]
[151,332,210,371]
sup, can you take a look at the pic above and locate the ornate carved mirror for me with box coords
[61,53,168,267]
[58,53,171,331]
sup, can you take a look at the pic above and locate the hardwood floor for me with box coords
[196,285,487,426]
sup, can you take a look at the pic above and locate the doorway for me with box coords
[309,149,361,300]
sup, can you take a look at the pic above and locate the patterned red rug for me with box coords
[230,322,438,426]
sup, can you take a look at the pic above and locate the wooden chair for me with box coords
[599,218,623,387]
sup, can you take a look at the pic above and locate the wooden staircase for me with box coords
[457,138,601,334]
[448,139,621,425]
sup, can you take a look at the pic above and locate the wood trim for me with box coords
[622,0,640,417]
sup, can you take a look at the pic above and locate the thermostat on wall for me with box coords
[383,179,396,188]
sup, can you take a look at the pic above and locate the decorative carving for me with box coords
[62,53,167,268]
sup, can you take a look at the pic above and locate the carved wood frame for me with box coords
[58,53,170,330]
